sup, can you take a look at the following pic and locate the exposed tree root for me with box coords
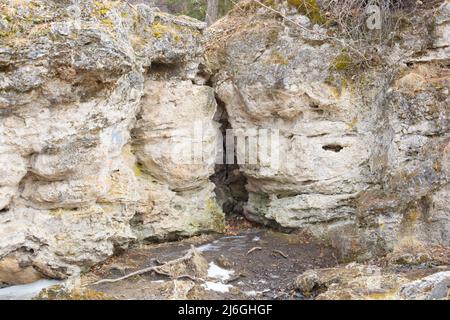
[91,246,207,285]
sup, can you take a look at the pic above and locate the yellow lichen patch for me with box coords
[101,18,114,28]
[149,21,187,44]
[134,162,143,177]
[93,0,117,17]
[92,0,122,31]
[0,15,18,39]
[0,30,13,38]
[97,8,109,15]
[347,117,358,131]
[152,22,170,39]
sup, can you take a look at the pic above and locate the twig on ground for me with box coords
[225,274,245,284]
[247,247,262,255]
[272,249,289,259]
[173,274,206,282]
[91,245,204,285]
[92,265,160,285]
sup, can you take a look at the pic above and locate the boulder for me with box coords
[206,0,450,260]
[398,271,450,300]
[0,0,223,283]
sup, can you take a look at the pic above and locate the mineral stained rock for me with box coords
[0,0,449,285]
[0,0,223,283]
[294,264,450,300]
[398,271,450,300]
[206,0,449,260]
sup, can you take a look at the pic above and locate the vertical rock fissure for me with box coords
[210,96,249,218]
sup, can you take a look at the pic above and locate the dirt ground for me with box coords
[82,217,339,300]
[55,216,449,300]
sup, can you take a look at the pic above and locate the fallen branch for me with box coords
[247,247,262,255]
[225,274,245,284]
[91,246,205,285]
[272,249,289,259]
[92,265,159,285]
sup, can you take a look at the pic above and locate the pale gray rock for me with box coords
[207,0,450,260]
[398,271,450,300]
[0,0,449,285]
[295,264,450,300]
[0,0,222,283]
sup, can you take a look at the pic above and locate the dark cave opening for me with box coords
[211,96,249,217]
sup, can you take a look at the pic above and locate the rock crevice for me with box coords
[0,0,449,285]
[0,0,223,284]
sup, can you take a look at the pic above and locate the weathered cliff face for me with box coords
[0,0,223,284]
[207,0,449,260]
[0,0,449,286]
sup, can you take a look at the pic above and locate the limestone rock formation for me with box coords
[0,0,223,283]
[398,271,450,300]
[295,264,450,300]
[294,263,410,300]
[0,0,449,289]
[207,0,449,260]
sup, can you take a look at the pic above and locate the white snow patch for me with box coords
[151,280,166,284]
[207,262,234,281]
[244,290,259,297]
[0,280,62,300]
[202,281,232,293]
[245,289,271,297]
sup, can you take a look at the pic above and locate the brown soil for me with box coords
[84,219,339,300]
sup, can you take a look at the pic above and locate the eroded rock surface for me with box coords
[207,0,450,260]
[0,0,223,283]
[398,271,450,300]
[0,0,449,291]
[294,263,450,300]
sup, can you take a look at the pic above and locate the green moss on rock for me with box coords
[330,53,353,71]
[206,198,225,233]
[287,0,325,24]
